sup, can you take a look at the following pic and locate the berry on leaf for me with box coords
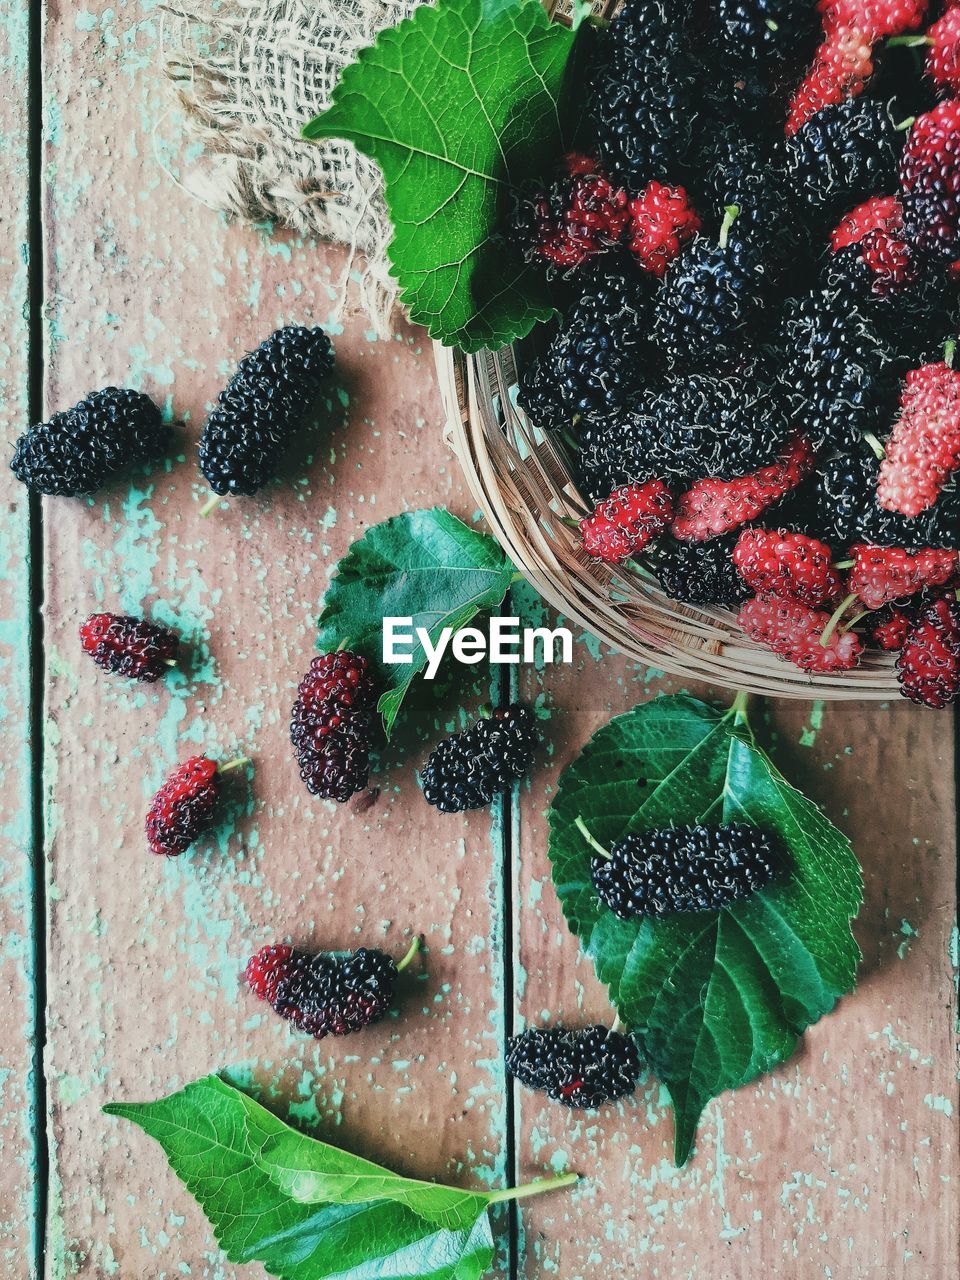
[510,153,630,272]
[79,613,179,682]
[584,818,780,919]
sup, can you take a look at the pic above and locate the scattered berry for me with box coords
[671,435,815,542]
[10,387,170,497]
[290,651,377,803]
[421,704,538,813]
[900,100,960,263]
[847,543,958,607]
[879,358,960,517]
[737,593,864,670]
[626,181,701,277]
[897,595,960,705]
[505,1025,642,1109]
[925,8,960,97]
[579,481,674,564]
[785,97,902,213]
[245,943,409,1038]
[733,528,844,606]
[145,755,244,857]
[198,325,335,497]
[79,613,179,682]
[654,534,752,607]
[590,823,780,919]
[511,154,630,271]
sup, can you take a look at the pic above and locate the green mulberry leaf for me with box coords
[317,508,514,735]
[303,0,586,351]
[106,1076,575,1280]
[548,694,863,1164]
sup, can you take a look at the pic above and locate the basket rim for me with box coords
[435,341,902,702]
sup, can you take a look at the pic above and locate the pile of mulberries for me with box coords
[509,0,960,707]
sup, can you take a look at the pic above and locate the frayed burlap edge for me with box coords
[161,0,420,337]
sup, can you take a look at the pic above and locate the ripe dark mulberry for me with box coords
[79,613,179,682]
[654,534,752,607]
[10,387,170,497]
[421,704,539,813]
[245,944,401,1038]
[198,325,335,497]
[545,268,652,418]
[290,651,377,803]
[505,1025,642,1109]
[591,823,780,919]
[785,97,902,216]
[588,0,698,186]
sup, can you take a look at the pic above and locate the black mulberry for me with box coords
[506,1025,642,1109]
[10,387,170,497]
[785,98,903,217]
[590,823,780,918]
[421,704,539,813]
[290,651,377,803]
[654,534,752,607]
[198,325,335,497]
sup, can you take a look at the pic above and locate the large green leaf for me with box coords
[317,508,514,734]
[548,695,863,1165]
[303,0,586,351]
[106,1077,574,1280]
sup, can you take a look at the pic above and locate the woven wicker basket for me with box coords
[436,346,903,702]
[434,0,902,700]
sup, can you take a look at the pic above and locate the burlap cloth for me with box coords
[162,0,420,335]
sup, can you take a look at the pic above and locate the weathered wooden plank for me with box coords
[515,622,959,1279]
[0,0,39,1274]
[40,3,509,1274]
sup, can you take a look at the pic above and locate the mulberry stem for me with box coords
[718,204,740,250]
[163,658,178,668]
[200,491,226,518]
[575,815,610,860]
[729,690,750,727]
[219,757,251,774]
[486,1173,579,1205]
[819,593,858,647]
[396,935,422,972]
[862,431,885,461]
[945,339,956,370]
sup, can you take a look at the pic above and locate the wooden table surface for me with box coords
[0,2,957,1277]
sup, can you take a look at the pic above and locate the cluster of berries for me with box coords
[505,815,782,1110]
[512,0,960,707]
[10,325,336,508]
[78,614,539,846]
